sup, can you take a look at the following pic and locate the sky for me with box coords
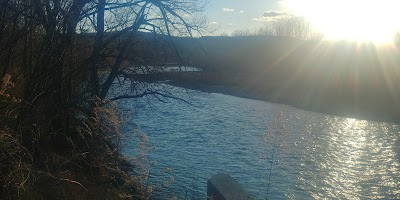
[205,0,283,35]
[204,0,400,42]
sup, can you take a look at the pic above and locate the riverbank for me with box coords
[0,84,148,199]
[169,80,400,124]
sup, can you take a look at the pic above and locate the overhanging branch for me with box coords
[109,90,193,106]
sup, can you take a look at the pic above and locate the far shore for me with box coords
[169,80,400,124]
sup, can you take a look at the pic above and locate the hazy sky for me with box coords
[205,0,284,35]
[204,0,400,42]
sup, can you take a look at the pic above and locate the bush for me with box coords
[0,74,148,199]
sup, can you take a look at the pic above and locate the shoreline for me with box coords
[169,81,399,124]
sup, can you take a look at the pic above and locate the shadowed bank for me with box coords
[167,36,400,123]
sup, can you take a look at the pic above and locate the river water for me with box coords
[117,86,400,200]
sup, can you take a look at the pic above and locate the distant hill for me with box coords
[172,35,400,122]
[78,32,400,121]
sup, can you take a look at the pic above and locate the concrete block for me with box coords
[207,173,253,200]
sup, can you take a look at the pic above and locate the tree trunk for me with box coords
[89,0,105,96]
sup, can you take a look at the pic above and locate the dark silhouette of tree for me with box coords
[0,0,206,131]
[0,0,206,198]
[80,0,206,100]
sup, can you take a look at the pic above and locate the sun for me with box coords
[281,0,400,43]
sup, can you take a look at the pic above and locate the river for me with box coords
[116,85,400,200]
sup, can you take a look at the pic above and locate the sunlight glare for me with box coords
[281,0,400,43]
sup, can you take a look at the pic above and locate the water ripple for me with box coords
[118,86,400,200]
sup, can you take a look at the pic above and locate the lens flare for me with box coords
[281,0,400,43]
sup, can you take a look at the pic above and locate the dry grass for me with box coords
[0,74,149,199]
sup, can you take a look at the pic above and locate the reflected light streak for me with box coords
[299,117,400,199]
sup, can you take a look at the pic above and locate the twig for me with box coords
[60,178,88,191]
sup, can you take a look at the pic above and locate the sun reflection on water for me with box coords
[298,117,400,200]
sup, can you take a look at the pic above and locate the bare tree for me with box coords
[228,16,323,40]
[268,16,323,40]
[0,0,207,163]
[0,0,206,198]
[394,32,400,46]
[76,0,207,100]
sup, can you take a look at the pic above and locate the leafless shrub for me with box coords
[262,110,290,199]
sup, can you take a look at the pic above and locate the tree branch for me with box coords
[109,90,193,106]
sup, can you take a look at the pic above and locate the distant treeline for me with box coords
[172,35,400,122]
[69,29,400,122]
[231,16,324,40]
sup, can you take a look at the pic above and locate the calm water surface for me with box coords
[117,86,400,200]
